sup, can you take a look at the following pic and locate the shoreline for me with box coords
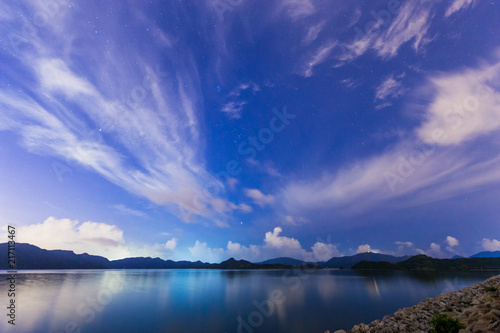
[327,274,500,333]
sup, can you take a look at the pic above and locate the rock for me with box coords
[338,274,500,333]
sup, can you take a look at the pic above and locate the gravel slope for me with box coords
[326,274,500,333]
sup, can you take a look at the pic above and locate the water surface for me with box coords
[1,269,497,333]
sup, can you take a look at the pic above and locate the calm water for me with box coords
[1,269,498,333]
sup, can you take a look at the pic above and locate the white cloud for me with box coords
[280,58,500,218]
[445,0,479,17]
[237,203,253,213]
[303,21,325,44]
[227,177,239,191]
[188,240,225,263]
[113,204,147,218]
[221,81,260,119]
[264,227,302,250]
[281,0,316,21]
[244,188,275,207]
[375,74,405,108]
[446,236,460,253]
[208,198,253,215]
[417,60,500,146]
[37,59,96,96]
[357,244,379,254]
[302,41,337,77]
[311,242,341,261]
[339,1,434,62]
[482,238,500,252]
[189,227,341,262]
[165,238,178,250]
[446,236,459,247]
[12,217,168,260]
[0,2,243,225]
[417,242,446,258]
[395,241,413,247]
[220,100,247,119]
[247,159,281,177]
[284,215,309,226]
[395,241,414,255]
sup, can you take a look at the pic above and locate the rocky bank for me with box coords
[326,274,500,333]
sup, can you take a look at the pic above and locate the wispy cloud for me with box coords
[280,57,500,218]
[113,204,147,218]
[281,0,316,21]
[417,60,500,146]
[445,0,479,17]
[375,74,405,108]
[302,21,325,44]
[221,81,260,119]
[244,188,275,207]
[339,1,435,63]
[301,41,337,77]
[395,241,413,247]
[0,2,241,224]
[283,215,309,226]
[375,74,403,100]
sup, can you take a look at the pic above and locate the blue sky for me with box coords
[1,0,500,262]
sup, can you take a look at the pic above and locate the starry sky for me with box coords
[1,0,500,262]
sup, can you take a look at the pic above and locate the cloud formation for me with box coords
[10,217,168,260]
[418,242,446,258]
[446,236,460,253]
[482,238,500,252]
[279,57,500,220]
[244,189,275,207]
[357,244,380,254]
[339,1,435,62]
[189,226,341,263]
[445,0,478,17]
[417,60,500,146]
[375,74,405,108]
[0,2,241,224]
[113,204,147,218]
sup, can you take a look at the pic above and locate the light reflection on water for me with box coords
[0,269,497,333]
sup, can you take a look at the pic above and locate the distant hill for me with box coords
[470,251,500,258]
[214,258,296,270]
[258,253,411,269]
[257,257,318,266]
[0,243,304,270]
[322,253,411,268]
[451,255,465,259]
[0,243,111,269]
[352,254,500,271]
[108,257,212,269]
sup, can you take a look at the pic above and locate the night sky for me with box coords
[1,0,499,262]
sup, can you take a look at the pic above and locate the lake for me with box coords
[1,269,498,333]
